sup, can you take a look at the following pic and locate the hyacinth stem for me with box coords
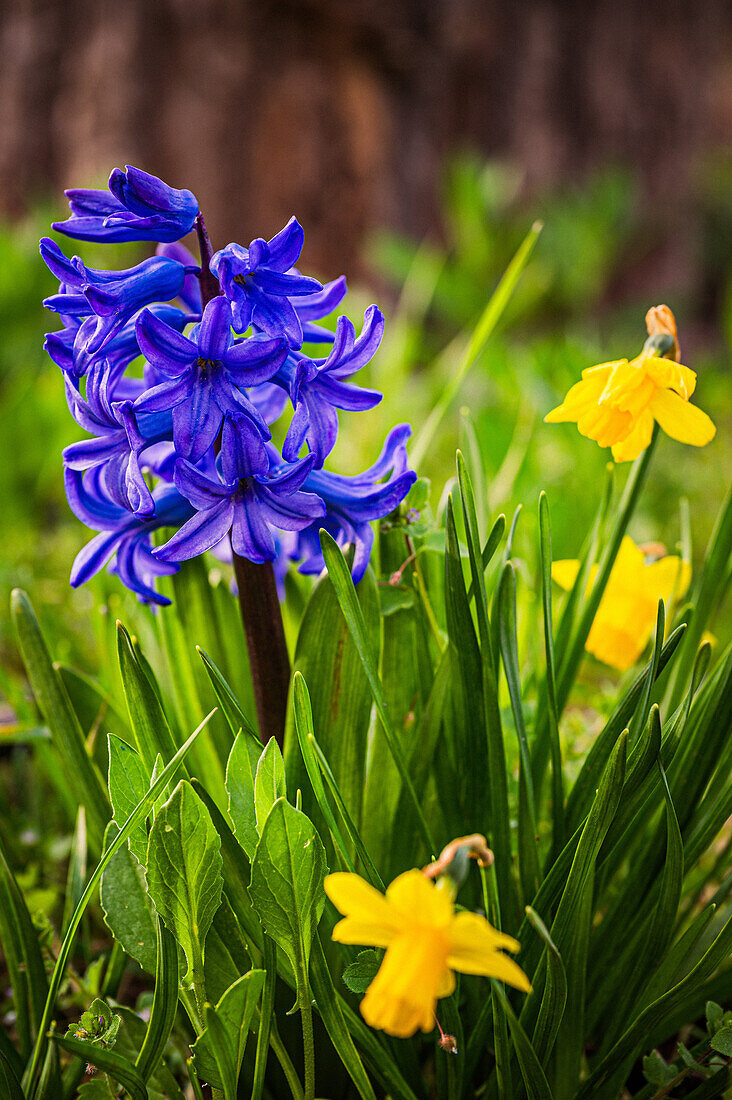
[196,213,291,746]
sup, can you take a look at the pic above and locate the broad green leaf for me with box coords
[11,589,110,847]
[319,530,436,856]
[342,950,381,995]
[108,734,149,865]
[226,728,264,860]
[99,824,157,975]
[254,738,287,834]
[285,565,379,832]
[146,780,223,987]
[710,1025,732,1056]
[248,797,326,978]
[191,970,265,1092]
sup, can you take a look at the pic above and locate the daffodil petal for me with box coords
[446,913,531,991]
[360,932,447,1037]
[650,389,716,447]
[544,366,614,425]
[551,559,581,590]
[645,357,696,400]
[325,872,400,938]
[385,870,453,928]
[610,409,654,462]
[645,555,691,601]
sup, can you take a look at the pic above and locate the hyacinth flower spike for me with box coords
[211,217,323,346]
[53,165,199,243]
[134,296,287,462]
[155,451,325,565]
[282,305,384,467]
[294,275,348,343]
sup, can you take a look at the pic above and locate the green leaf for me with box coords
[642,1049,675,1086]
[51,1035,148,1100]
[0,832,49,1060]
[191,970,265,1093]
[523,905,567,1065]
[108,734,150,866]
[115,1007,185,1100]
[491,981,552,1100]
[198,647,259,742]
[342,950,381,996]
[146,780,223,987]
[226,728,264,860]
[254,738,287,835]
[248,797,326,979]
[135,918,179,1084]
[23,710,214,1100]
[706,1001,725,1034]
[309,934,378,1100]
[710,1025,732,1056]
[100,824,158,975]
[0,1049,25,1100]
[204,895,252,1004]
[538,491,565,855]
[319,530,435,855]
[410,219,542,467]
[11,589,110,847]
[117,623,178,770]
[251,937,277,1100]
[285,565,380,831]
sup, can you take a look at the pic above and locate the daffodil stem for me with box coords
[196,212,291,748]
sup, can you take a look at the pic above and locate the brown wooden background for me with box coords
[1,0,730,282]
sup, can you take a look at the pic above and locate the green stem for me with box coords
[299,979,316,1100]
[481,865,513,1098]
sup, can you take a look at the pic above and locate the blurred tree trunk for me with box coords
[0,0,729,280]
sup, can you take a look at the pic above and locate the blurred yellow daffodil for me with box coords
[552,536,691,670]
[324,869,530,1038]
[544,306,715,462]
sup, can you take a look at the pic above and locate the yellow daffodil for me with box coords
[324,869,531,1038]
[552,536,691,671]
[545,306,715,462]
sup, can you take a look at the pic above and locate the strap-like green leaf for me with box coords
[135,917,180,1082]
[51,1034,148,1100]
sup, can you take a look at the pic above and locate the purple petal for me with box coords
[172,382,222,461]
[155,500,235,562]
[221,416,270,480]
[174,458,236,508]
[133,375,193,413]
[136,308,196,373]
[197,296,234,360]
[231,500,276,563]
[264,217,305,273]
[295,276,347,321]
[253,269,322,297]
[315,376,382,411]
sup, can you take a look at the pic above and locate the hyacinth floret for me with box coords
[42,165,417,604]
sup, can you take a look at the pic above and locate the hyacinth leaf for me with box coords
[134,917,180,1084]
[198,646,259,741]
[117,623,178,770]
[553,866,593,1099]
[99,824,158,975]
[284,565,379,834]
[0,1050,24,1100]
[254,738,287,835]
[319,530,436,856]
[410,219,542,467]
[0,833,49,1061]
[308,934,378,1100]
[628,599,665,744]
[191,970,265,1093]
[146,780,224,987]
[292,672,355,871]
[248,797,326,979]
[50,1035,148,1100]
[465,511,506,605]
[107,734,150,865]
[11,589,110,848]
[226,728,263,860]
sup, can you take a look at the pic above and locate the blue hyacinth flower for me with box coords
[280,305,384,467]
[65,466,193,604]
[294,276,348,343]
[46,303,191,378]
[210,218,322,347]
[53,165,199,244]
[295,424,417,582]
[155,451,325,565]
[63,360,173,517]
[134,296,286,463]
[41,237,189,356]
